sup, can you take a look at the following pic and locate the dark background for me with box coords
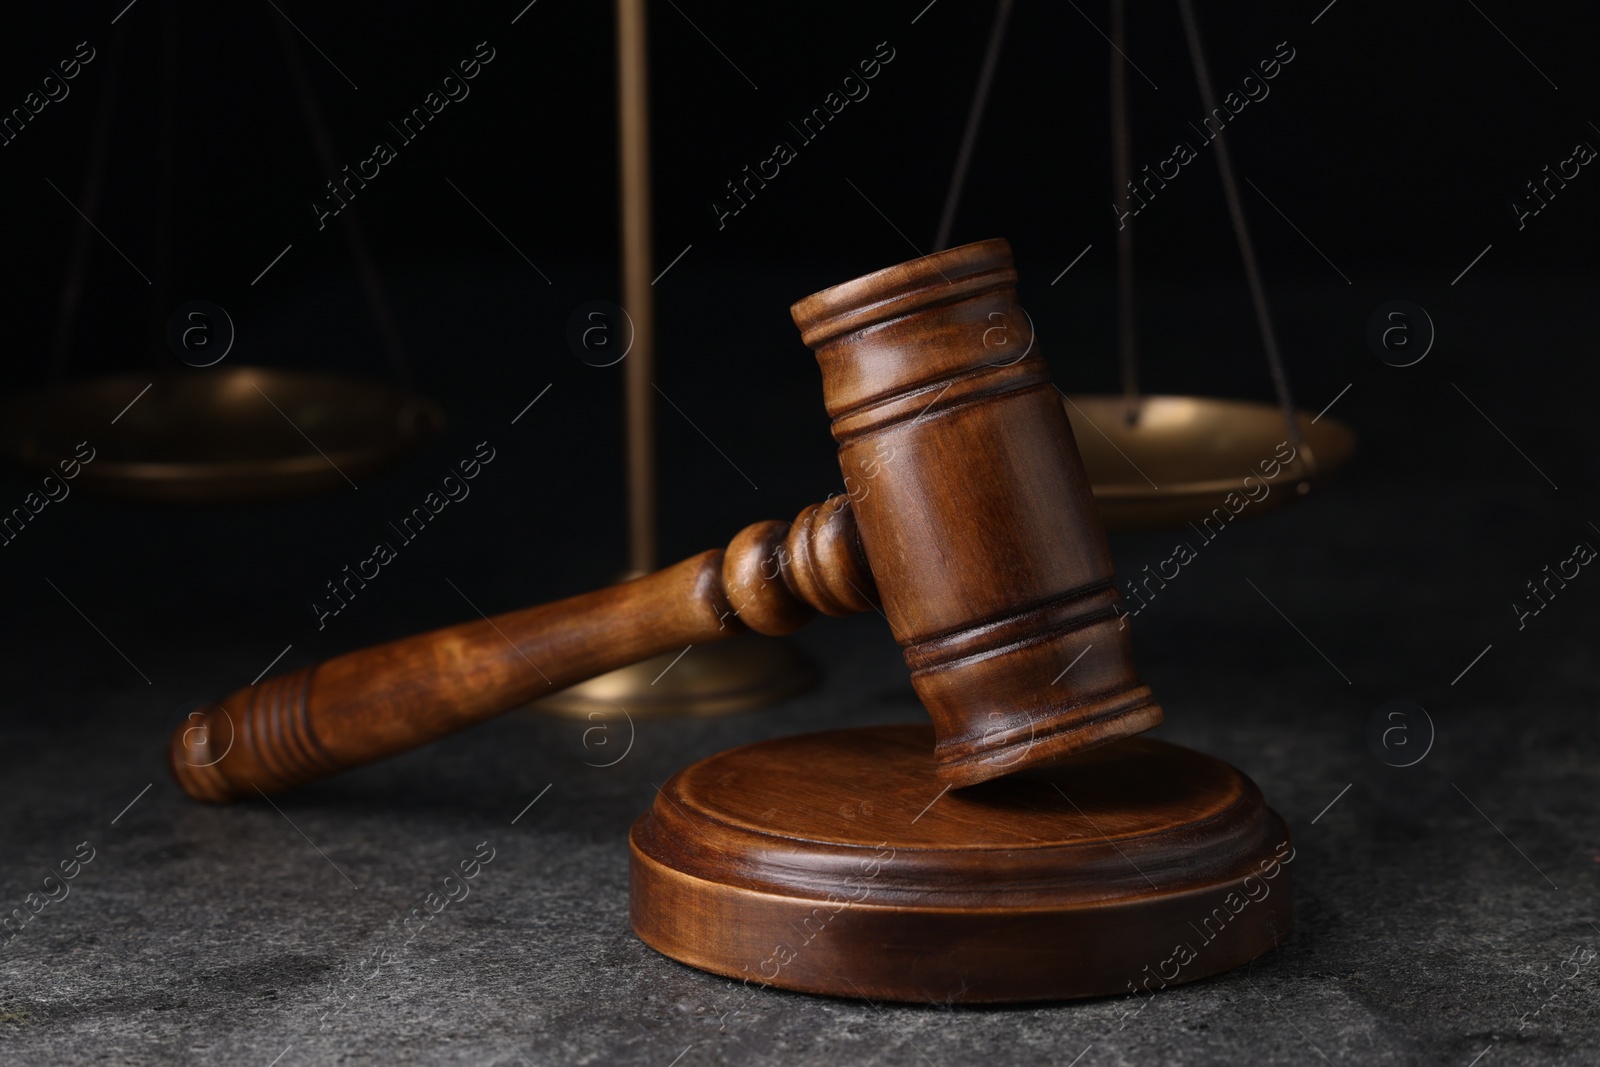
[1,0,1596,618]
[1,0,1596,697]
[1,3,1598,1063]
[4,0,1597,386]
[3,0,1597,300]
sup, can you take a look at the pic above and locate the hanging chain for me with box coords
[1176,0,1309,462]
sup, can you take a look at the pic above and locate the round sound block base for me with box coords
[631,724,1293,1003]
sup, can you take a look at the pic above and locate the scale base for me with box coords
[532,636,816,719]
[631,724,1292,1003]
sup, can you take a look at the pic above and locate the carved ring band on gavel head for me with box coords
[792,237,1161,784]
[168,238,1160,802]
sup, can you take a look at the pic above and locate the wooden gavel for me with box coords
[169,239,1162,802]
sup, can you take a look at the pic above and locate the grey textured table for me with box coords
[2,270,1597,1065]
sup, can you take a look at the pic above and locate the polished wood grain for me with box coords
[171,238,1162,801]
[792,238,1161,785]
[631,723,1293,1002]
[169,498,874,802]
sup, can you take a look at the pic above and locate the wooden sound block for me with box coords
[631,724,1293,1004]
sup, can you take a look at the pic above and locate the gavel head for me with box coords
[790,238,1162,787]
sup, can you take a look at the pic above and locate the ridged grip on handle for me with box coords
[170,500,875,803]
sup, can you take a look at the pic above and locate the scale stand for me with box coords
[533,0,814,719]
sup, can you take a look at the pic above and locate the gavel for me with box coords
[169,238,1161,802]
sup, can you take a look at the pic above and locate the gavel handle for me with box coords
[170,500,875,803]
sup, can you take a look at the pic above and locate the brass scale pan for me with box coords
[0,368,442,505]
